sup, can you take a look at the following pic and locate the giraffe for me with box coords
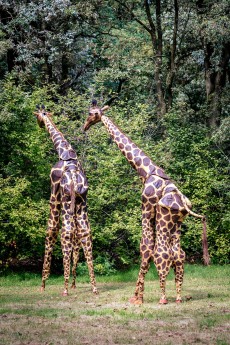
[34,105,98,296]
[83,101,210,304]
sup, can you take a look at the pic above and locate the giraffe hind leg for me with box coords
[61,228,74,296]
[61,196,76,296]
[71,236,81,289]
[172,253,185,303]
[75,199,98,294]
[83,244,98,294]
[42,164,62,292]
[158,273,168,304]
[41,227,59,292]
[154,257,172,305]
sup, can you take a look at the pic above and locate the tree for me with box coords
[196,0,230,127]
[0,0,104,91]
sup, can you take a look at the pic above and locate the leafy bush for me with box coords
[0,79,229,271]
[76,255,116,276]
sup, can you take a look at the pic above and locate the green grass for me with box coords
[0,264,230,345]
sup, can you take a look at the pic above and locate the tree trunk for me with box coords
[196,0,230,128]
[115,0,167,116]
[166,0,178,109]
[7,49,16,72]
[145,0,166,116]
[204,43,230,128]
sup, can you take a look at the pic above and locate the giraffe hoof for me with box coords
[40,286,45,292]
[129,296,137,303]
[129,296,143,305]
[176,299,182,304]
[93,289,98,294]
[62,290,68,296]
[71,284,76,289]
[159,298,168,304]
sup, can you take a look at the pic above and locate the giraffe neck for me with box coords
[101,115,169,181]
[43,114,77,161]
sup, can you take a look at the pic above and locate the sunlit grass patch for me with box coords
[0,264,230,345]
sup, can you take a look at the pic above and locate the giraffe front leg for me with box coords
[75,199,98,294]
[129,258,150,305]
[71,235,81,289]
[130,203,155,305]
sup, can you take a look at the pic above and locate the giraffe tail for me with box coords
[69,170,80,215]
[180,193,210,266]
[70,181,75,215]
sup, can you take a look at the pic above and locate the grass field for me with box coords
[0,264,230,345]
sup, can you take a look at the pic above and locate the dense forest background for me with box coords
[0,0,229,273]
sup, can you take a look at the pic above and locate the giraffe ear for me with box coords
[101,105,109,112]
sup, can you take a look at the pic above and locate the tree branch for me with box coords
[114,0,152,34]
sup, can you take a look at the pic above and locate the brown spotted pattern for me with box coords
[84,106,193,304]
[102,116,169,182]
[35,108,97,295]
[153,204,187,303]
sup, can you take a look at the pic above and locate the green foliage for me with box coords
[76,255,116,276]
[161,109,230,263]
[0,176,48,262]
[0,78,229,267]
[0,80,52,263]
[0,1,229,269]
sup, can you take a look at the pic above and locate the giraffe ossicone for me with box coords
[34,106,98,296]
[83,101,210,305]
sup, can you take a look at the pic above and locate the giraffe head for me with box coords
[34,105,51,128]
[83,100,109,131]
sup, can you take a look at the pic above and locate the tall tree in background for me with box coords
[114,0,171,115]
[196,0,230,128]
[100,0,230,126]
[0,0,104,92]
[112,0,203,116]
